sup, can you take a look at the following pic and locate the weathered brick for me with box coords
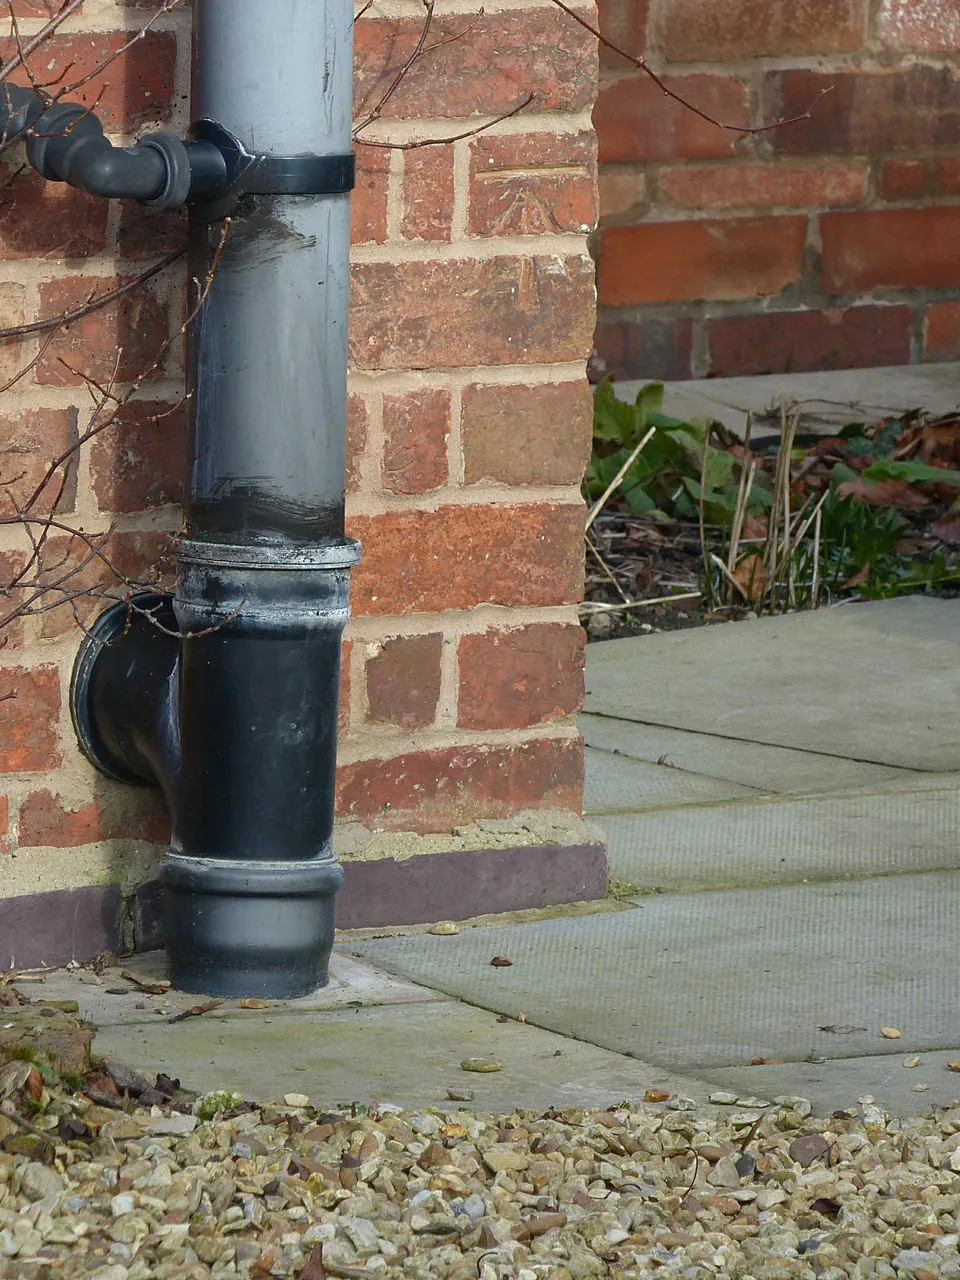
[16,787,168,848]
[350,256,595,370]
[767,67,960,156]
[347,504,584,616]
[598,166,647,223]
[468,132,596,237]
[0,408,78,516]
[353,9,595,120]
[366,633,443,729]
[458,624,585,731]
[402,148,454,242]
[598,217,807,306]
[336,737,583,834]
[936,157,960,195]
[924,302,960,360]
[880,160,930,201]
[116,205,189,258]
[382,388,449,495]
[658,163,868,209]
[706,306,912,377]
[591,317,695,382]
[352,145,389,246]
[346,393,368,495]
[875,0,960,52]
[90,400,186,513]
[0,282,27,384]
[595,75,748,164]
[0,666,61,772]
[462,382,593,487]
[37,276,170,386]
[662,0,861,61]
[0,168,108,259]
[8,32,177,130]
[821,208,960,293]
[598,0,649,69]
[0,551,27,649]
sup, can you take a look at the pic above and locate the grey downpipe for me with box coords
[66,0,359,996]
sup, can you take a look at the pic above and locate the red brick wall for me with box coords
[0,3,597,895]
[593,0,960,380]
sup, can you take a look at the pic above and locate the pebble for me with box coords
[429,921,459,935]
[460,1057,501,1073]
[283,1092,310,1107]
[446,1087,474,1102]
[5,1063,960,1280]
[709,1091,738,1105]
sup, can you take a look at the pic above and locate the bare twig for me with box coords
[585,426,656,531]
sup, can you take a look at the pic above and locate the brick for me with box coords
[346,393,368,495]
[599,167,647,223]
[0,282,27,384]
[402,148,454,243]
[350,256,595,370]
[462,381,593,487]
[595,74,748,164]
[706,306,912,378]
[766,67,960,156]
[590,317,695,382]
[352,145,389,246]
[468,132,596,238]
[0,794,7,854]
[821,208,960,293]
[366,633,442,729]
[875,0,960,52]
[382,388,449,495]
[936,158,960,195]
[0,408,79,515]
[16,787,168,848]
[0,666,61,772]
[37,276,170,386]
[8,32,177,130]
[662,0,861,61]
[347,503,584,616]
[0,168,108,259]
[598,217,807,306]
[90,400,186,513]
[457,624,585,731]
[598,0,649,69]
[880,160,930,202]
[353,9,595,120]
[0,551,28,649]
[336,737,583,834]
[116,205,189,258]
[924,302,960,360]
[659,163,868,210]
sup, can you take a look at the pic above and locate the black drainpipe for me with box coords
[3,0,358,997]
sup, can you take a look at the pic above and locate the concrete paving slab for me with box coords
[702,1050,960,1121]
[585,597,960,771]
[25,952,445,1027]
[616,363,960,437]
[594,783,960,891]
[91,997,722,1113]
[353,871,960,1076]
[584,744,759,814]
[581,714,920,795]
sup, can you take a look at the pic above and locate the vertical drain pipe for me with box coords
[70,0,359,997]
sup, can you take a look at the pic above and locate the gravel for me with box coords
[2,1082,960,1279]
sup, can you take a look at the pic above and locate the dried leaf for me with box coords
[880,1027,902,1039]
[731,552,769,603]
[490,956,513,967]
[750,1057,784,1065]
[810,1197,841,1218]
[835,476,928,508]
[240,998,271,1010]
[841,562,871,589]
[295,1245,326,1280]
[0,1060,32,1100]
[644,1089,670,1103]
[23,1067,43,1101]
[819,1024,867,1035]
[789,1133,829,1168]
[932,513,960,543]
[946,1061,960,1073]
[168,1000,221,1024]
[120,970,170,996]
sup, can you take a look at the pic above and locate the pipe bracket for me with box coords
[190,118,355,219]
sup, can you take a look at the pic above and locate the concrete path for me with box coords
[27,596,960,1122]
[616,361,960,437]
